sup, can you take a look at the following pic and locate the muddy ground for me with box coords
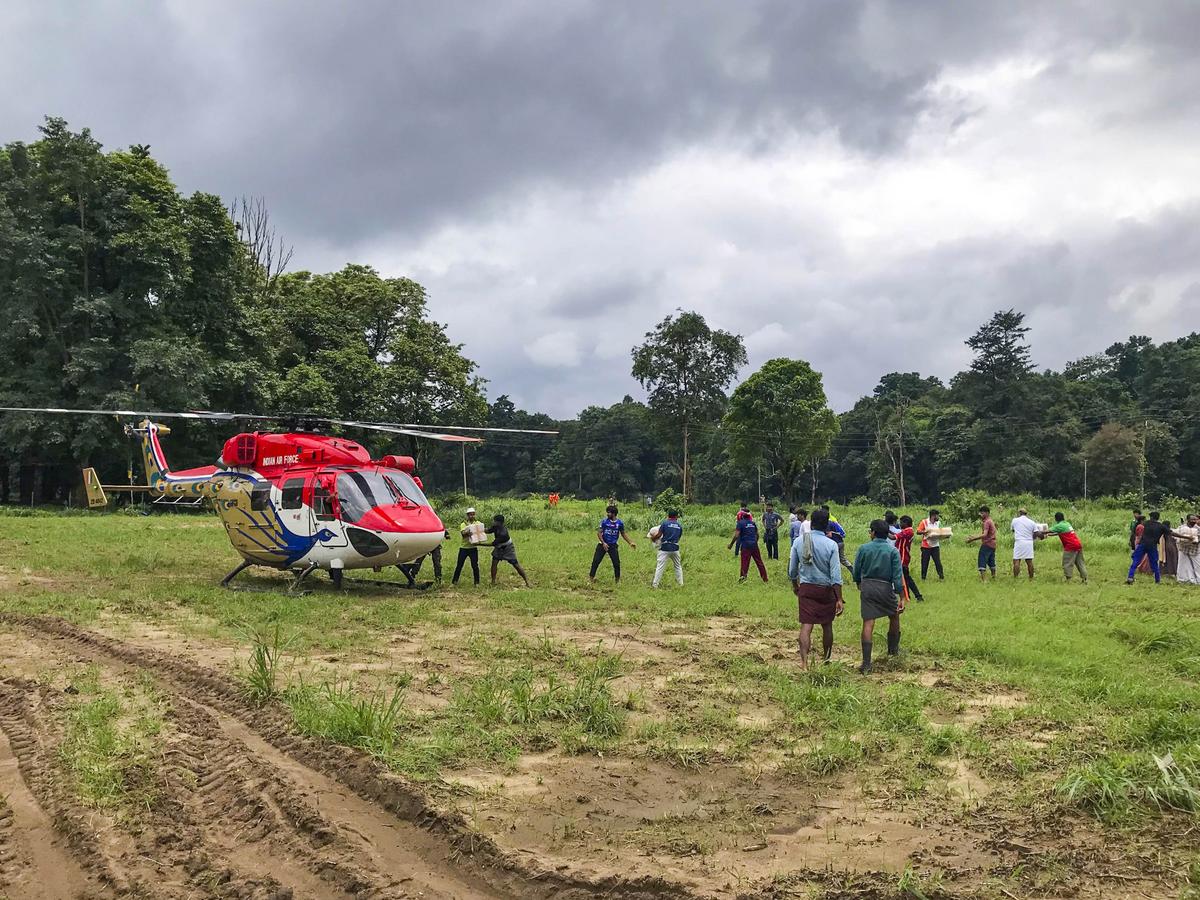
[0,612,1187,899]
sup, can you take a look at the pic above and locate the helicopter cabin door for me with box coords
[309,473,348,547]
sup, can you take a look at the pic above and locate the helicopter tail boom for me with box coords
[126,420,218,494]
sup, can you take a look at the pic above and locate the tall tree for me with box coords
[631,311,746,500]
[965,308,1034,387]
[723,358,838,504]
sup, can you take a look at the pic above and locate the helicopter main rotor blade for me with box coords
[0,406,250,421]
[0,407,553,440]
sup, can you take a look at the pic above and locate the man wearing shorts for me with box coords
[965,505,997,580]
[852,519,905,674]
[788,508,844,670]
[1047,512,1087,582]
[1010,508,1039,579]
[590,505,636,583]
[486,514,529,586]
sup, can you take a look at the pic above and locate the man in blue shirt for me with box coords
[729,511,768,583]
[590,504,637,583]
[651,509,684,588]
[788,508,844,670]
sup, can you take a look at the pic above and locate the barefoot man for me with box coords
[788,508,844,670]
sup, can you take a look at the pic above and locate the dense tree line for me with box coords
[2,120,1196,505]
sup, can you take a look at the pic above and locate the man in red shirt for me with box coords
[965,505,997,580]
[1047,512,1087,582]
[895,515,924,602]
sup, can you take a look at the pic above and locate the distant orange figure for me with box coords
[548,492,560,508]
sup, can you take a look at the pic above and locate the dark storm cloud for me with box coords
[5,0,965,249]
[4,1,1200,419]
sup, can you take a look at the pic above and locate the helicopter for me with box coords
[0,407,556,590]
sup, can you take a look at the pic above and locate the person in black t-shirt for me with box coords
[1127,510,1169,585]
[486,514,530,586]
[762,503,784,560]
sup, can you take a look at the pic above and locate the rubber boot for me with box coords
[887,630,901,656]
[859,640,872,674]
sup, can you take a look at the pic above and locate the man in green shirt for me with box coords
[851,519,905,675]
[1047,512,1087,582]
[452,507,482,585]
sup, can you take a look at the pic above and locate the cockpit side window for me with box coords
[313,482,336,521]
[281,477,305,510]
[250,483,271,511]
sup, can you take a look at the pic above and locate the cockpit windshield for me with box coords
[384,470,429,506]
[336,471,399,523]
[334,469,428,523]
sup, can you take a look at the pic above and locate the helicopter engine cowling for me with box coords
[222,433,257,467]
[376,454,416,473]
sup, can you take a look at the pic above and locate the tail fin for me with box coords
[81,468,108,508]
[125,420,172,491]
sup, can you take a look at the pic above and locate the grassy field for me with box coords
[0,499,1196,898]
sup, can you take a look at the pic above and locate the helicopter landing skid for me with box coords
[341,576,436,593]
[288,563,320,594]
[219,561,315,595]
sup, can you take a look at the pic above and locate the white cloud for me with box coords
[523,330,584,368]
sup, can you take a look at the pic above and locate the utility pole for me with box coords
[682,424,690,501]
[1140,419,1148,504]
[1083,457,1088,501]
[461,444,468,497]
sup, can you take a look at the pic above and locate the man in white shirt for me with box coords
[1010,508,1040,579]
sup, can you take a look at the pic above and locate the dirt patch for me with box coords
[444,751,1005,897]
[0,567,66,589]
[5,615,702,900]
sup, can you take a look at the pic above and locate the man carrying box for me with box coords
[453,507,483,585]
[916,509,947,581]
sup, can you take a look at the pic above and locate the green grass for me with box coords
[3,500,1199,840]
[57,665,166,816]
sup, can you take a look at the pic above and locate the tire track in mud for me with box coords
[7,615,705,900]
[0,677,160,898]
[0,700,99,900]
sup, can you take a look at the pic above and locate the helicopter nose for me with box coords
[388,529,444,565]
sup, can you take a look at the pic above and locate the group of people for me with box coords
[1127,509,1200,585]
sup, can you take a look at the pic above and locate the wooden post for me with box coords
[461,443,468,497]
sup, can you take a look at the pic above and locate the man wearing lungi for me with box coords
[852,519,905,675]
[788,508,844,670]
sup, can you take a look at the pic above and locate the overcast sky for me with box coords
[4,1,1199,417]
